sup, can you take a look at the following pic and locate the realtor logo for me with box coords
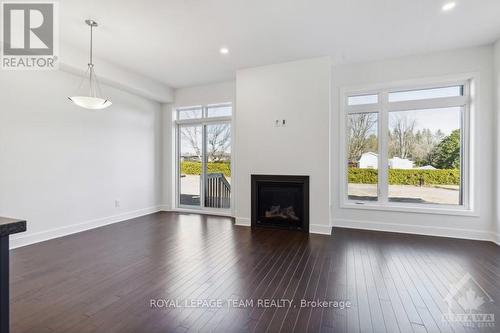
[442,272,496,328]
[1,1,59,69]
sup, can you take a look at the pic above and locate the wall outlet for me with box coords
[115,199,121,208]
[275,119,287,127]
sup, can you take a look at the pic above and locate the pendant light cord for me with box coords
[89,23,94,96]
[89,23,94,67]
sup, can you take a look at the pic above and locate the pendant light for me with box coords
[68,19,112,110]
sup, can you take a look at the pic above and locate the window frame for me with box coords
[175,103,233,214]
[340,75,476,216]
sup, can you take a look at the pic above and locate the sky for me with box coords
[389,107,461,135]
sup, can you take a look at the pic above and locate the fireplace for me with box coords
[251,175,309,232]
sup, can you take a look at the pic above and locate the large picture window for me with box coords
[342,79,472,212]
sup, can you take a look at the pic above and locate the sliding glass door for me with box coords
[205,123,231,209]
[176,104,232,211]
[179,124,203,207]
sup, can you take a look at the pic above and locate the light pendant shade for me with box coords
[67,96,112,110]
[68,19,112,110]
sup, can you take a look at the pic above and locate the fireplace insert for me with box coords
[251,175,309,232]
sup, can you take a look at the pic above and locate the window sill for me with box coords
[340,202,477,217]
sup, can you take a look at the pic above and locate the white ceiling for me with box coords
[60,0,500,88]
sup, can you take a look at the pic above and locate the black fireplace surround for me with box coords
[251,175,309,232]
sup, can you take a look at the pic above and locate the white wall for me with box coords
[0,70,162,248]
[234,57,331,234]
[173,81,236,107]
[161,81,236,210]
[494,40,500,244]
[331,45,497,242]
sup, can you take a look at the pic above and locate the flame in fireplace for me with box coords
[264,206,300,221]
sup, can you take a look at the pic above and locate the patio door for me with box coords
[204,123,231,209]
[176,104,232,212]
[178,124,203,207]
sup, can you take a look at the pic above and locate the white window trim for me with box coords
[176,103,232,124]
[174,103,233,214]
[339,74,477,216]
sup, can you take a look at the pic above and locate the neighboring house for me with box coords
[389,156,414,169]
[358,152,378,169]
[358,152,416,169]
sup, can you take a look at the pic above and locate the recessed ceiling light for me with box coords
[442,2,456,11]
[220,47,229,55]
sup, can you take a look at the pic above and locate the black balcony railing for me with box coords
[205,173,231,209]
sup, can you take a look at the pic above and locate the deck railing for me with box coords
[205,173,231,209]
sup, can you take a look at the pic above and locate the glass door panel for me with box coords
[179,125,202,207]
[205,123,231,209]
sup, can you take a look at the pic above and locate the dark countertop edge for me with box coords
[0,217,27,237]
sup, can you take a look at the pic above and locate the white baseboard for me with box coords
[494,232,500,246]
[332,218,498,244]
[235,217,251,227]
[9,206,161,249]
[309,224,333,235]
[158,204,171,212]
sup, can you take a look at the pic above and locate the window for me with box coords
[387,107,462,205]
[348,94,379,106]
[347,112,378,201]
[207,104,232,117]
[342,79,471,212]
[178,106,203,120]
[388,86,463,102]
[176,104,232,210]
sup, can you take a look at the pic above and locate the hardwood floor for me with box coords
[10,212,500,333]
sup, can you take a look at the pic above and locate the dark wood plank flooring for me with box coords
[9,212,500,333]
